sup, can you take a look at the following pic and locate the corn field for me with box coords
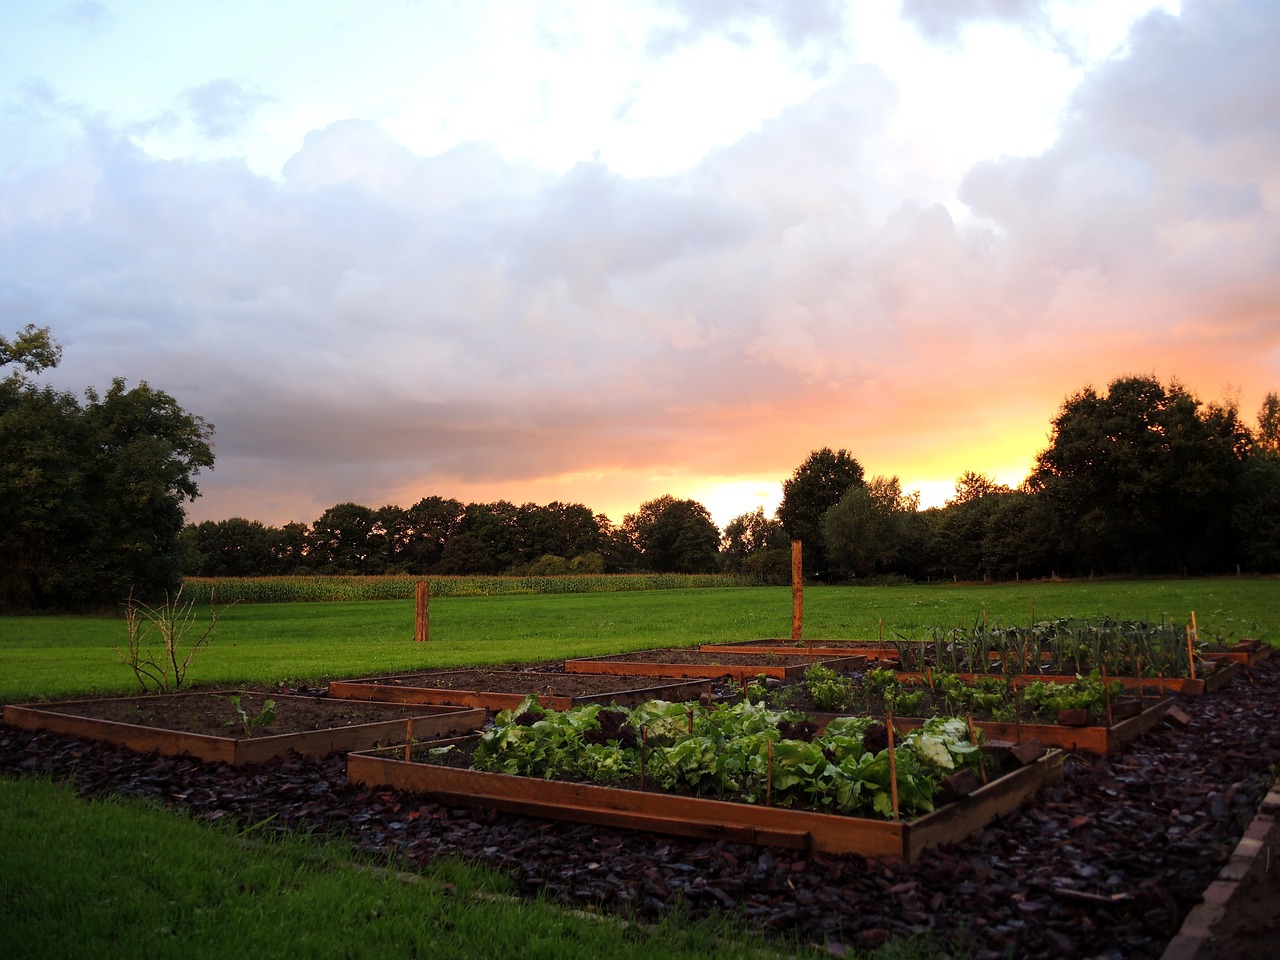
[179,573,753,604]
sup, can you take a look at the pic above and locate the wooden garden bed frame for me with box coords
[811,698,1175,755]
[328,671,712,711]
[564,651,865,682]
[346,740,1064,862]
[3,692,486,766]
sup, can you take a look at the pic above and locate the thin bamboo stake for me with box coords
[967,715,987,785]
[404,718,413,761]
[886,709,900,820]
[1185,624,1197,681]
[641,727,647,790]
[1101,665,1113,728]
[1014,687,1022,743]
[766,740,774,806]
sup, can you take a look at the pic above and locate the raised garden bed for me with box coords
[889,660,1240,696]
[564,649,865,681]
[327,670,711,711]
[1199,640,1273,666]
[346,735,1062,861]
[2,691,486,766]
[810,699,1175,755]
[703,639,901,660]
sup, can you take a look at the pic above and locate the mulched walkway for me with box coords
[4,658,1280,959]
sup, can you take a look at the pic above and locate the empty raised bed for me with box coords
[328,670,711,711]
[703,639,901,660]
[564,649,865,681]
[3,691,486,766]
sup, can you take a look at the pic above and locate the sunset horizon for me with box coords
[4,0,1276,536]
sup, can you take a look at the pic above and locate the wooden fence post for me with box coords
[415,581,430,643]
[791,541,803,640]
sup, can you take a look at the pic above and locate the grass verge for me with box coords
[0,776,846,960]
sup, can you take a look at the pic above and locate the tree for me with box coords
[180,518,276,576]
[1028,375,1249,575]
[721,507,790,584]
[1232,449,1280,572]
[1257,392,1280,454]
[777,448,865,580]
[623,495,720,573]
[947,471,1011,506]
[1,328,214,608]
[309,502,378,573]
[395,496,466,573]
[0,324,61,376]
[822,475,919,579]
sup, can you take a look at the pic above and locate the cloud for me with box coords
[2,0,1277,527]
[182,79,272,139]
[647,0,850,56]
[899,0,1052,44]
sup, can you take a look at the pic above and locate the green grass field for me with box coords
[0,578,1272,704]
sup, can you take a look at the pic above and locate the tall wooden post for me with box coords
[414,581,430,643]
[791,540,803,640]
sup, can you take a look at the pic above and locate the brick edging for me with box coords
[1159,781,1280,959]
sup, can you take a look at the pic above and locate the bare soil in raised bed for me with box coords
[342,669,699,698]
[5,659,1280,959]
[29,691,453,738]
[580,649,847,666]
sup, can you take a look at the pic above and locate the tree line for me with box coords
[4,323,1279,610]
[183,376,1280,585]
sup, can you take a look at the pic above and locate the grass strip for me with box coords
[0,776,846,960]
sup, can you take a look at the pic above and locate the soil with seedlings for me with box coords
[4,659,1280,959]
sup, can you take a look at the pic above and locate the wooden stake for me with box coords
[886,710,900,820]
[414,581,430,643]
[1101,665,1113,728]
[1185,624,1197,681]
[791,541,803,640]
[878,618,883,642]
[967,715,987,785]
[1014,687,1021,743]
[404,718,413,761]
[766,740,774,806]
[641,727,647,791]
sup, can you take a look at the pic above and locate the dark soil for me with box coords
[22,691,463,738]
[4,660,1280,959]
[342,669,708,700]
[578,649,852,666]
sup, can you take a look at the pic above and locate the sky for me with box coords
[3,0,1278,531]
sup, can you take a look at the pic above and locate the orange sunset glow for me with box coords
[4,1,1277,532]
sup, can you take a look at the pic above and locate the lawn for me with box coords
[0,578,1272,704]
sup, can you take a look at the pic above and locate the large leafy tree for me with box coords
[777,447,865,580]
[1,327,214,608]
[721,507,790,584]
[623,495,720,573]
[180,518,277,576]
[309,502,379,573]
[1028,375,1249,575]
[822,475,920,579]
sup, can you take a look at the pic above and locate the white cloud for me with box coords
[1,0,1275,528]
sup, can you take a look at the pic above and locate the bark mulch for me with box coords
[4,658,1280,959]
